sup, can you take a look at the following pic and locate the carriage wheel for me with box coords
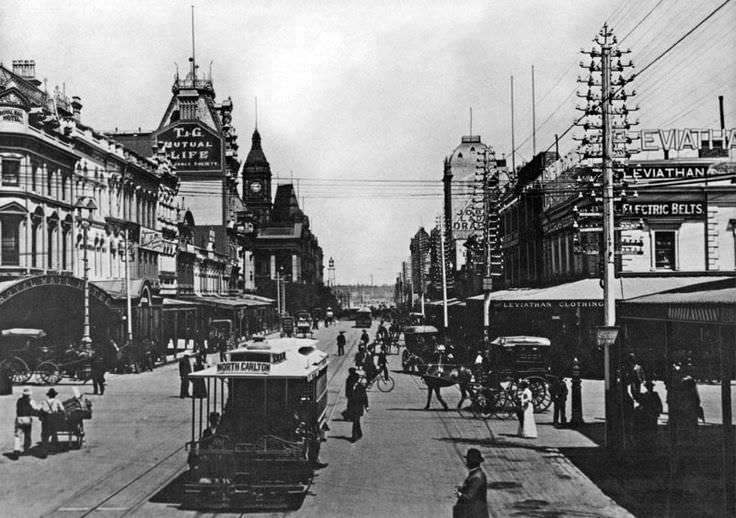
[376,376,395,392]
[71,423,84,449]
[38,361,62,385]
[4,357,31,384]
[528,377,552,412]
[493,390,517,420]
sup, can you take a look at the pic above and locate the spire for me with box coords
[254,96,258,130]
[244,127,269,169]
[190,5,196,80]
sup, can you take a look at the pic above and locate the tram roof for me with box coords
[189,337,328,380]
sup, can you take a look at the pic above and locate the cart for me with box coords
[46,395,93,450]
[294,310,312,338]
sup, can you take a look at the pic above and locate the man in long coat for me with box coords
[454,448,488,518]
[179,354,192,398]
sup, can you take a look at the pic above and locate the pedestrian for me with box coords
[12,387,37,459]
[179,353,192,398]
[635,380,662,448]
[191,356,208,399]
[40,387,64,457]
[346,378,369,442]
[453,448,488,518]
[359,329,370,347]
[354,344,369,369]
[516,380,537,439]
[91,352,106,395]
[626,352,645,399]
[336,330,346,356]
[550,375,568,427]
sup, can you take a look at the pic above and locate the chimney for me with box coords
[12,60,41,86]
[71,96,82,121]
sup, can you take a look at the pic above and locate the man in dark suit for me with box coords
[336,331,346,355]
[346,378,369,442]
[454,448,488,518]
[179,354,192,398]
[342,368,360,420]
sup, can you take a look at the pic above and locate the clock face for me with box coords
[250,181,263,193]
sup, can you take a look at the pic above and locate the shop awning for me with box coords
[91,279,147,301]
[466,276,733,303]
[179,295,275,309]
[620,279,736,324]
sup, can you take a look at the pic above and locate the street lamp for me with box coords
[75,196,98,345]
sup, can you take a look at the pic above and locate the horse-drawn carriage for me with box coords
[0,328,93,385]
[401,325,440,373]
[295,310,313,338]
[487,336,553,413]
[401,329,553,417]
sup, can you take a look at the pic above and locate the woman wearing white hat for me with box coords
[517,380,538,439]
[12,387,37,459]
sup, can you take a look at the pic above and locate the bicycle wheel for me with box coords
[376,376,395,392]
[38,361,62,385]
[5,357,31,384]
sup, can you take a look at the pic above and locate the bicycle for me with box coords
[359,369,395,393]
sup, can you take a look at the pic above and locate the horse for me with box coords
[421,363,474,409]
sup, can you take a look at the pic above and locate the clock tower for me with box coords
[243,128,272,225]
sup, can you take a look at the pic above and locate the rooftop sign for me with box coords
[637,128,735,152]
[157,121,222,172]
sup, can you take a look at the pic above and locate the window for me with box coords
[1,216,20,265]
[47,169,54,197]
[1,158,20,186]
[654,231,676,269]
[31,163,37,191]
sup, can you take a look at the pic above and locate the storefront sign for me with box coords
[638,128,735,152]
[217,361,271,374]
[157,122,222,172]
[497,300,604,309]
[624,163,716,181]
[620,201,705,218]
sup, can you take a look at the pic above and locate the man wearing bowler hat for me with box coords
[453,448,488,518]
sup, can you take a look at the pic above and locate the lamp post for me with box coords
[75,196,98,345]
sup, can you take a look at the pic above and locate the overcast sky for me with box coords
[2,0,734,284]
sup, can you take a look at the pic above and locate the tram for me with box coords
[355,307,373,328]
[183,337,329,510]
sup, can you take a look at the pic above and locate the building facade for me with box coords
[0,60,175,345]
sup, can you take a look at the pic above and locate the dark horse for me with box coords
[422,364,474,409]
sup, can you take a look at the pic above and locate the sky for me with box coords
[2,0,734,284]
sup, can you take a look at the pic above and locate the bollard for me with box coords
[571,357,584,427]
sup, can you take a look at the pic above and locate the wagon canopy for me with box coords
[491,336,551,347]
[1,328,47,339]
[403,325,439,334]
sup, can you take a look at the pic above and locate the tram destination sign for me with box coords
[217,361,271,374]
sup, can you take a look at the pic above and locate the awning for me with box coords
[466,276,734,303]
[91,279,147,301]
[180,295,274,309]
[620,279,736,324]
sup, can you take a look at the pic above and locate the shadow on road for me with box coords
[151,470,307,513]
[560,422,731,518]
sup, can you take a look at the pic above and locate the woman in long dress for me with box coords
[517,380,537,439]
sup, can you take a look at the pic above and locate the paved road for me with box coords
[4,321,730,517]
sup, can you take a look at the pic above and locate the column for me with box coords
[270,254,276,280]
